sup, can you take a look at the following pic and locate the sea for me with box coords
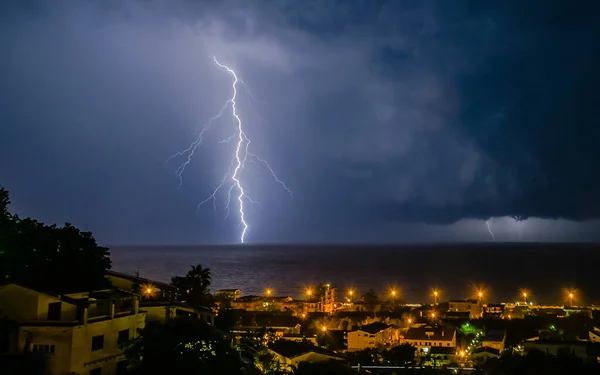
[110,243,600,305]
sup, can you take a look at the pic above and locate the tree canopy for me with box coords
[361,289,380,312]
[0,186,111,293]
[125,317,245,375]
[171,264,214,307]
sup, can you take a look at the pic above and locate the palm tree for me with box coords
[171,264,213,307]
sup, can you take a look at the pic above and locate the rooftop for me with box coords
[483,330,506,342]
[269,340,340,359]
[357,322,392,334]
[405,326,455,341]
[473,346,501,356]
[106,270,172,289]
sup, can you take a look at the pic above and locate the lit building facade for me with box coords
[0,283,146,375]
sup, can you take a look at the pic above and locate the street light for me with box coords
[265,288,272,297]
[567,290,575,307]
[347,288,355,304]
[305,288,313,301]
[474,287,484,304]
[522,289,528,304]
[432,289,440,305]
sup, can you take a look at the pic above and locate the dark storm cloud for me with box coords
[0,0,599,244]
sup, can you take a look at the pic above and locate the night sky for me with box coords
[1,0,599,245]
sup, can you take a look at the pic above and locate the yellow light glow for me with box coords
[265,288,272,297]
[306,288,313,296]
[407,318,412,324]
[321,325,327,332]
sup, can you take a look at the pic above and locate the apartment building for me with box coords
[347,322,400,351]
[0,283,146,375]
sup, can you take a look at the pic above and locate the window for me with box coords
[90,367,102,375]
[118,329,129,344]
[32,344,55,354]
[47,302,62,320]
[91,335,104,351]
[446,343,450,347]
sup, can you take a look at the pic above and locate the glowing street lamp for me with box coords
[142,284,155,300]
[321,325,328,333]
[567,290,575,307]
[522,290,528,304]
[305,288,313,301]
[348,289,354,302]
[265,288,272,298]
[474,287,485,304]
[432,289,440,305]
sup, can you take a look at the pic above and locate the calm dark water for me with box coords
[110,243,600,305]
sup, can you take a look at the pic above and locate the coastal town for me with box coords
[1,266,599,374]
[1,185,599,374]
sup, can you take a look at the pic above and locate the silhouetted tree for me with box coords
[125,317,245,375]
[0,187,111,293]
[362,289,379,312]
[171,264,214,307]
[0,351,49,375]
[383,344,416,365]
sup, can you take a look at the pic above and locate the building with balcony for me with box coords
[0,283,146,375]
[320,288,338,314]
[105,270,175,301]
[347,322,400,351]
[215,289,242,300]
[448,299,482,319]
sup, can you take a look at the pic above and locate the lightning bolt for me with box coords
[168,56,292,243]
[485,219,495,241]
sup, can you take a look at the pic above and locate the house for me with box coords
[482,330,506,352]
[0,283,146,375]
[448,300,482,319]
[105,270,175,301]
[231,312,302,337]
[268,340,344,369]
[215,289,242,300]
[402,326,456,351]
[106,270,214,325]
[427,346,457,367]
[347,322,400,351]
[230,295,265,311]
[483,304,504,318]
[472,346,501,363]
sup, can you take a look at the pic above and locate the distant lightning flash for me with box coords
[168,56,292,243]
[485,219,495,241]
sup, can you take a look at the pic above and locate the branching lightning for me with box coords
[168,56,292,243]
[485,219,495,241]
